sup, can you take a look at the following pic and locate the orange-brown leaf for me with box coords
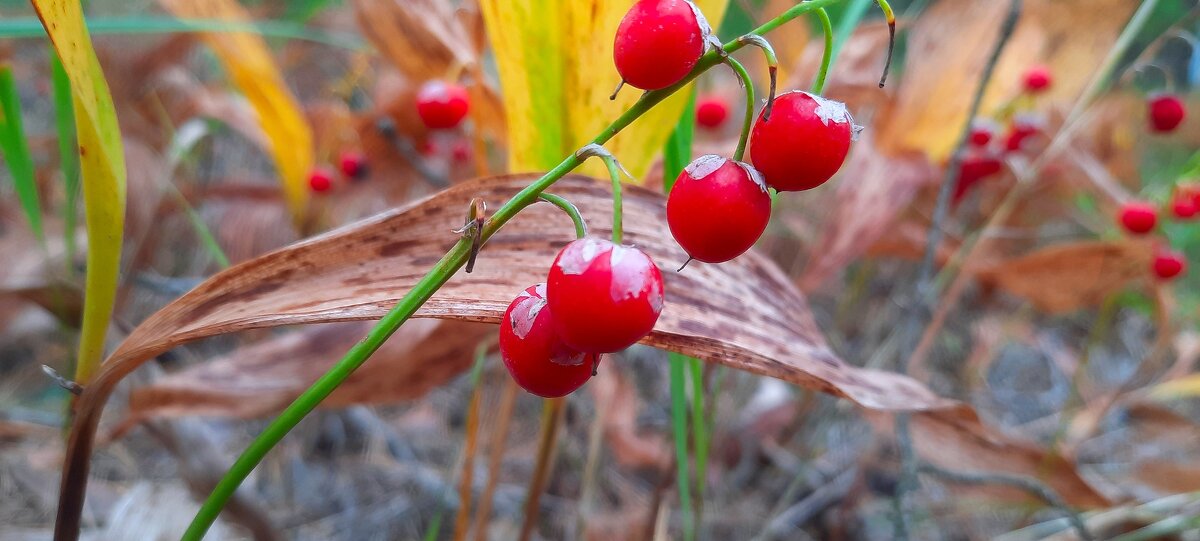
[975,240,1152,314]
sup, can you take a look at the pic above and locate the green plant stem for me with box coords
[669,353,695,541]
[537,193,587,238]
[810,8,834,94]
[727,57,755,162]
[605,159,623,244]
[180,2,848,537]
[688,357,708,499]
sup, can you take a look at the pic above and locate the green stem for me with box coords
[726,57,755,162]
[875,0,896,87]
[810,8,834,95]
[537,193,588,239]
[688,357,708,499]
[737,34,778,119]
[606,160,623,244]
[669,353,695,541]
[180,1,848,537]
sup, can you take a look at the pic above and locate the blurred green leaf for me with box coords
[0,65,45,244]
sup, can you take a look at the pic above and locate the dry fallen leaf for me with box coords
[115,320,489,429]
[873,0,1137,162]
[975,240,1152,314]
[57,174,967,536]
[799,139,936,291]
[869,412,1111,509]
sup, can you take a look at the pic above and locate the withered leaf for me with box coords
[57,174,965,537]
[975,240,1152,314]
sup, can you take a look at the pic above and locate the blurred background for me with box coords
[1,0,1199,539]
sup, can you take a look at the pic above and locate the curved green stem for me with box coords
[737,34,778,119]
[726,57,755,162]
[178,1,848,538]
[607,160,623,244]
[875,0,896,87]
[537,193,587,239]
[811,8,834,94]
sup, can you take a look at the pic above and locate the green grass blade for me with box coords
[0,65,45,244]
[165,120,230,268]
[662,88,696,192]
[669,353,694,541]
[689,356,708,498]
[829,0,871,66]
[52,53,80,274]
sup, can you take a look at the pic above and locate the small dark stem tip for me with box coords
[677,257,694,272]
[764,66,778,121]
[879,21,896,88]
[609,79,625,101]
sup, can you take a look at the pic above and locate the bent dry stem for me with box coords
[178,0,850,538]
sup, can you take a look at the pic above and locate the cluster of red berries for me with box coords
[500,0,864,397]
[1117,192,1194,281]
[308,150,369,193]
[500,239,664,397]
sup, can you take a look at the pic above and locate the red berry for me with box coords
[1171,193,1197,219]
[614,0,710,91]
[451,140,472,163]
[308,167,334,193]
[969,119,995,147]
[499,284,598,398]
[749,91,857,192]
[338,151,367,180]
[1118,201,1157,235]
[1152,247,1186,281]
[695,96,729,129]
[418,139,438,156]
[952,154,1004,204]
[546,238,664,353]
[1003,116,1043,153]
[668,156,771,263]
[1023,65,1052,93]
[416,81,470,130]
[1148,94,1186,133]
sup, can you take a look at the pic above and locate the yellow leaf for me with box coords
[1149,374,1200,401]
[32,0,126,384]
[161,0,314,222]
[481,0,729,180]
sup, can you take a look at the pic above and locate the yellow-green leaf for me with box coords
[1149,374,1200,401]
[480,0,729,180]
[32,0,127,384]
[161,0,315,223]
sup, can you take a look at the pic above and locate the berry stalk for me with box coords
[726,56,756,162]
[811,8,834,94]
[177,1,852,538]
[537,193,588,239]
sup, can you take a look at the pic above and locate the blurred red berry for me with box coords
[695,96,729,129]
[1152,247,1186,281]
[952,154,1004,204]
[1022,65,1052,93]
[338,151,367,180]
[1118,201,1157,235]
[416,81,470,130]
[308,167,334,193]
[1171,192,1197,219]
[614,0,709,91]
[451,140,472,163]
[969,120,995,147]
[1148,94,1186,133]
[1004,116,1043,153]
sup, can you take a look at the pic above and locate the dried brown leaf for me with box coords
[117,320,489,426]
[975,240,1152,314]
[870,412,1111,508]
[874,0,1136,162]
[57,174,966,535]
[799,140,936,291]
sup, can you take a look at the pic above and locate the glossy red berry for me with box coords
[667,156,771,263]
[546,237,664,353]
[1172,192,1197,219]
[1148,94,1185,133]
[696,96,729,129]
[1152,247,1186,281]
[499,284,598,398]
[1022,65,1052,93]
[308,167,334,193]
[749,91,857,192]
[416,81,470,130]
[338,151,367,180]
[614,0,710,90]
[952,154,1004,204]
[969,120,995,147]
[1118,201,1157,235]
